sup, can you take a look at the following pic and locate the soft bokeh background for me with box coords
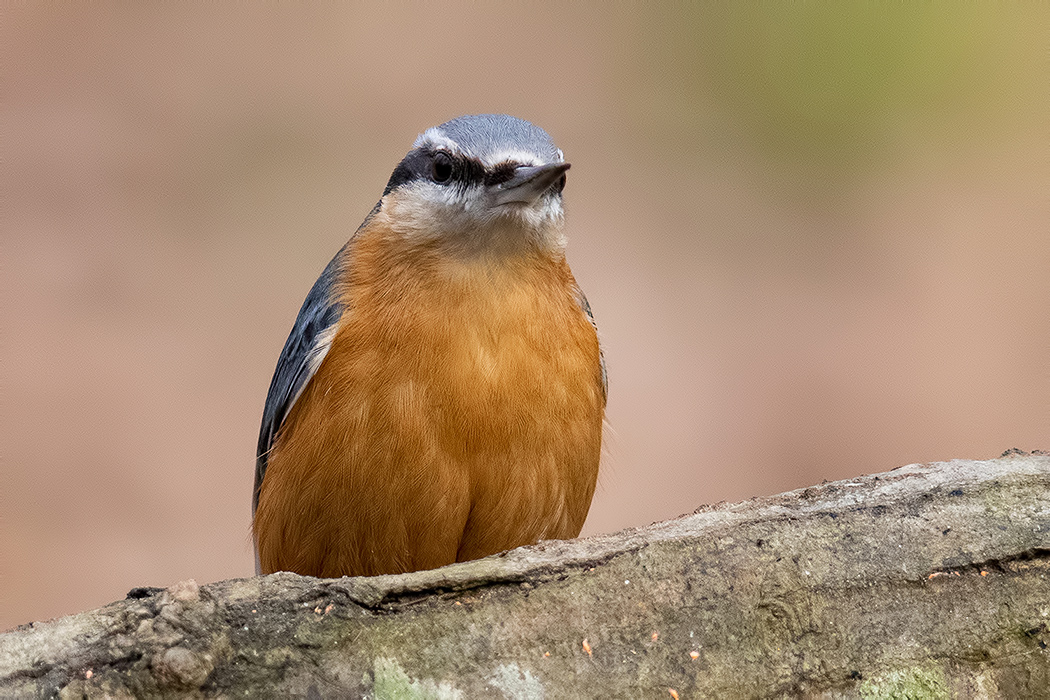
[3,5,1047,630]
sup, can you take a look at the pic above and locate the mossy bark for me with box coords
[2,452,1048,699]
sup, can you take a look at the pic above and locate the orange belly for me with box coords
[253,230,604,577]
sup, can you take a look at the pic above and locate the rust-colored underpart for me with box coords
[254,206,605,578]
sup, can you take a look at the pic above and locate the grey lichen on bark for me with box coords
[2,451,1048,699]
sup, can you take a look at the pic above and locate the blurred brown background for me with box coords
[3,5,1047,630]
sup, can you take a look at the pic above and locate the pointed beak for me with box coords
[490,162,570,207]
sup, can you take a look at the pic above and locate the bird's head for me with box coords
[373,114,570,258]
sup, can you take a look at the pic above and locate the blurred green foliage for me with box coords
[644,5,1046,177]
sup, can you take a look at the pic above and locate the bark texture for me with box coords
[2,452,1049,699]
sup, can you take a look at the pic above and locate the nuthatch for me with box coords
[253,114,605,577]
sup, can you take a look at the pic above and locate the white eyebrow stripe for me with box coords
[477,148,554,168]
[414,129,463,154]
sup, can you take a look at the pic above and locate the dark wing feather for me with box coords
[575,287,607,403]
[253,245,348,514]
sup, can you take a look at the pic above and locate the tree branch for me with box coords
[3,452,1048,698]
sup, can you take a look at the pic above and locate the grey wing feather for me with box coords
[575,287,607,402]
[253,245,348,514]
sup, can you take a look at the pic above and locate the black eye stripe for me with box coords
[484,162,517,187]
[457,155,485,185]
[383,149,431,195]
[387,149,537,195]
[430,151,486,186]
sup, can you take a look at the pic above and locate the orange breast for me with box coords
[253,223,604,577]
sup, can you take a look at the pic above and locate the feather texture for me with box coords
[253,201,605,577]
[253,242,349,515]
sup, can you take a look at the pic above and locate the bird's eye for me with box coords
[432,153,453,183]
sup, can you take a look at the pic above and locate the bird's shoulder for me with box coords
[253,242,349,511]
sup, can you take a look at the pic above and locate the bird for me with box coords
[252,114,606,578]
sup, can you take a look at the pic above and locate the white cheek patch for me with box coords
[395,180,487,218]
[382,183,566,253]
[383,182,472,238]
[514,196,566,238]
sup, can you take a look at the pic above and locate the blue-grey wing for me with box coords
[575,287,607,403]
[253,245,347,514]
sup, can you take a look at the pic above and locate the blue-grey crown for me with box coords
[418,114,563,165]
